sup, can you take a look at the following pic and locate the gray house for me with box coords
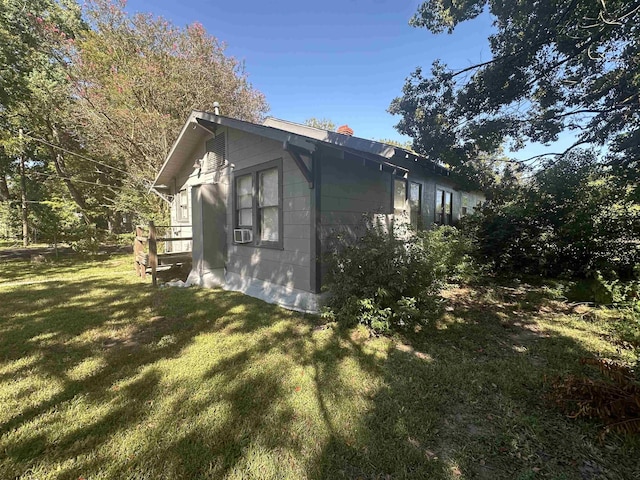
[152,111,484,312]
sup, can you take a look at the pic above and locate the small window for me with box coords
[393,179,407,216]
[461,195,469,217]
[435,189,453,225]
[409,181,422,228]
[205,133,226,172]
[236,175,253,227]
[176,189,189,222]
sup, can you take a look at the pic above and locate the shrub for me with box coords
[566,272,640,305]
[462,150,640,280]
[323,219,477,333]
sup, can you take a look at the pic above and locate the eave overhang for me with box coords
[153,111,450,190]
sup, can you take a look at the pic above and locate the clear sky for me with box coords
[125,0,575,161]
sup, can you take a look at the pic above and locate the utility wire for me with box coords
[15,130,130,175]
[28,170,129,191]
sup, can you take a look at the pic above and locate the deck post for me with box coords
[149,221,158,286]
[134,226,142,277]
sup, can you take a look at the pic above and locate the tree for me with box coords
[377,138,414,150]
[304,118,336,131]
[0,0,88,243]
[0,0,269,244]
[464,149,640,278]
[390,1,640,183]
[72,0,269,223]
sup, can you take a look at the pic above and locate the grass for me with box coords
[0,255,638,479]
[0,239,54,250]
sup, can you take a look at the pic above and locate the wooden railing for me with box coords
[134,221,192,286]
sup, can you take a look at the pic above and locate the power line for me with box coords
[15,130,130,175]
[28,170,129,191]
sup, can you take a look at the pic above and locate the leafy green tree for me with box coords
[0,0,269,243]
[377,138,414,150]
[0,0,79,110]
[304,118,336,131]
[72,0,269,222]
[465,150,640,278]
[0,0,89,244]
[390,0,640,183]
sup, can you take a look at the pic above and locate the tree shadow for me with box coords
[1,267,639,479]
[311,282,640,479]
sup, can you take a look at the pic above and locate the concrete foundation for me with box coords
[186,268,320,314]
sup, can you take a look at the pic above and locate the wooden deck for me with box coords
[134,222,192,285]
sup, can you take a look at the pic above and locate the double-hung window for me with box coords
[461,194,469,217]
[233,159,282,247]
[435,188,453,225]
[236,175,253,228]
[258,168,279,242]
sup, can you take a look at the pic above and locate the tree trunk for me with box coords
[49,126,93,225]
[20,151,28,247]
[0,173,10,201]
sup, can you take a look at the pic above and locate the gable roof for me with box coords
[153,110,448,189]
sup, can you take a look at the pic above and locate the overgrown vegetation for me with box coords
[1,255,639,478]
[323,220,476,332]
[462,150,640,284]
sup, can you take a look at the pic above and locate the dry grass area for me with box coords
[0,255,638,479]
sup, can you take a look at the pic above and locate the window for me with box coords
[435,189,453,225]
[176,189,189,222]
[205,133,226,172]
[233,160,282,247]
[409,181,422,228]
[258,168,279,242]
[393,178,407,216]
[236,175,253,227]
[461,194,469,217]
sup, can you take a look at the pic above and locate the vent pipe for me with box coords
[213,102,220,116]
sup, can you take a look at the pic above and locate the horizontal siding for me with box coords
[284,224,311,239]
[229,244,310,266]
[226,257,310,292]
[225,130,312,292]
[319,154,392,250]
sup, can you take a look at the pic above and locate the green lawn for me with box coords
[0,255,638,479]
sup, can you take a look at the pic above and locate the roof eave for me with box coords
[153,111,450,190]
[152,111,201,189]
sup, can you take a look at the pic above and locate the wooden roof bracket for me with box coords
[283,140,314,189]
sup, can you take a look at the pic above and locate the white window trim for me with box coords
[176,188,190,223]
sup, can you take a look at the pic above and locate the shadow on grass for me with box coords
[1,264,639,479]
[312,283,640,479]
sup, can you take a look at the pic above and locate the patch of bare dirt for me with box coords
[102,315,181,349]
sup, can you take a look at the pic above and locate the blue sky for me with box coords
[125,0,575,160]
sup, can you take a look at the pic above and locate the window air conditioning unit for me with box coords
[233,228,253,244]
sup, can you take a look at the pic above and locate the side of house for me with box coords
[156,112,484,312]
[164,122,318,311]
